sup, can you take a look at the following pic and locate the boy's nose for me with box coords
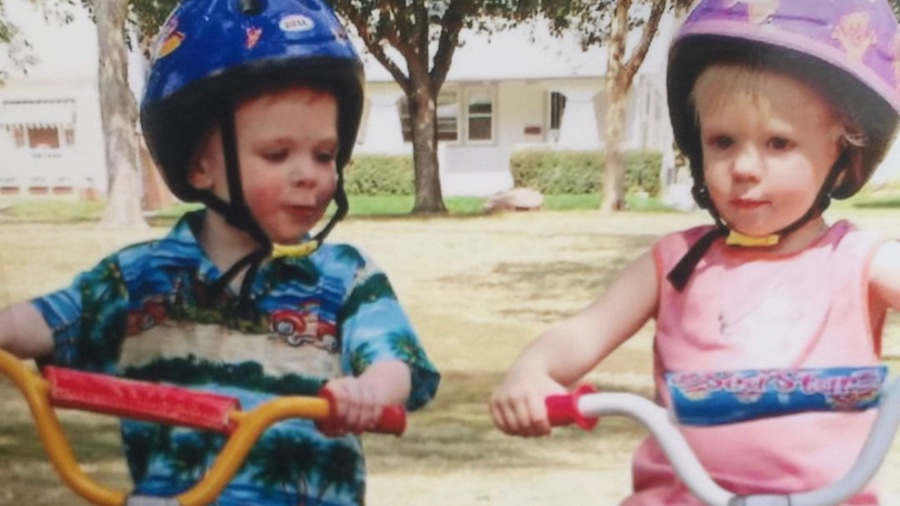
[286,161,315,187]
[731,146,762,180]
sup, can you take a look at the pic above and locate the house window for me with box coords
[1,99,76,151]
[549,91,567,130]
[28,127,61,149]
[399,91,459,142]
[466,88,494,142]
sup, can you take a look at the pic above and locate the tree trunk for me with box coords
[601,0,630,213]
[409,85,447,215]
[602,81,629,212]
[95,0,148,230]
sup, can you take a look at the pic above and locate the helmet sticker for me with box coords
[246,26,263,49]
[727,0,780,24]
[279,14,315,33]
[834,11,877,63]
[153,17,184,60]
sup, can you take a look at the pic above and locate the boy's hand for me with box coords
[489,373,566,438]
[320,376,386,436]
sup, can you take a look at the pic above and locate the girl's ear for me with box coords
[830,149,864,199]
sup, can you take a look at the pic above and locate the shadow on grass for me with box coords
[433,233,657,325]
[365,370,648,473]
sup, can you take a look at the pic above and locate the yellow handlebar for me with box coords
[0,349,404,506]
[0,349,126,505]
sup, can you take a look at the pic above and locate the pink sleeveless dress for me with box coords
[625,221,887,505]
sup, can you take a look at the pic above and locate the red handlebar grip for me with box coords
[315,387,407,437]
[43,366,240,433]
[374,405,407,435]
[545,384,599,431]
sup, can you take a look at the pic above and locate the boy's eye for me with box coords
[767,137,791,150]
[263,149,289,162]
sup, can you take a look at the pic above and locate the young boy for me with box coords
[0,0,440,504]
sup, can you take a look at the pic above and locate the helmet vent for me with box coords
[299,0,322,11]
[239,0,264,15]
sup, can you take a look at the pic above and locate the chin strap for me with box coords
[666,151,849,292]
[272,241,320,259]
[724,231,779,247]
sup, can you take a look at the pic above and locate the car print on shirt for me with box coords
[126,298,167,335]
[268,305,340,353]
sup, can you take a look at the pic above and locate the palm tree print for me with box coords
[340,273,396,323]
[389,333,429,369]
[249,432,320,505]
[165,430,223,484]
[123,422,173,483]
[316,442,360,504]
[349,342,378,377]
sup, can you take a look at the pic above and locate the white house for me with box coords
[0,0,105,199]
[8,4,895,202]
[0,0,683,201]
[355,21,675,196]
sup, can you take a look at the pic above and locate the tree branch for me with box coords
[622,0,665,85]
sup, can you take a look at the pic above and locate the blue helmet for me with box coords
[140,0,364,208]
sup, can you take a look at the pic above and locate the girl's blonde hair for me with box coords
[689,63,866,190]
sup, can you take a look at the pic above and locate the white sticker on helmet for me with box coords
[279,14,315,33]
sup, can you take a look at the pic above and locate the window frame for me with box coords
[399,90,460,143]
[464,86,495,144]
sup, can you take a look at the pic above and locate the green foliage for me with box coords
[0,199,105,222]
[131,0,180,42]
[848,182,900,209]
[343,196,486,216]
[509,149,662,196]
[343,154,415,196]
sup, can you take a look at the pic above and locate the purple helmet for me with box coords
[668,0,900,202]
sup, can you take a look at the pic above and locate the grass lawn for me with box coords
[2,198,900,504]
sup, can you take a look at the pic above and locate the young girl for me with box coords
[490,0,900,503]
[0,0,439,504]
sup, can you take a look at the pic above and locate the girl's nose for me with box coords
[731,146,762,181]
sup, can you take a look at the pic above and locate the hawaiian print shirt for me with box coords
[32,210,440,506]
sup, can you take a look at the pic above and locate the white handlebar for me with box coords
[568,377,900,506]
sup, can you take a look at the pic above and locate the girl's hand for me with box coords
[321,376,386,436]
[489,372,567,438]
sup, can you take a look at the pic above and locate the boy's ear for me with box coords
[188,159,214,191]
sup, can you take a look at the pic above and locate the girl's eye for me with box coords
[708,135,733,150]
[315,150,337,164]
[767,137,792,150]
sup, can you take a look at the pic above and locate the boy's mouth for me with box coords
[729,198,767,210]
[283,204,321,218]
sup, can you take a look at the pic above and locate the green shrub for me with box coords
[509,149,662,196]
[343,154,414,196]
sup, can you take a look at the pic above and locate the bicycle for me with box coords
[0,348,406,506]
[544,366,900,506]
